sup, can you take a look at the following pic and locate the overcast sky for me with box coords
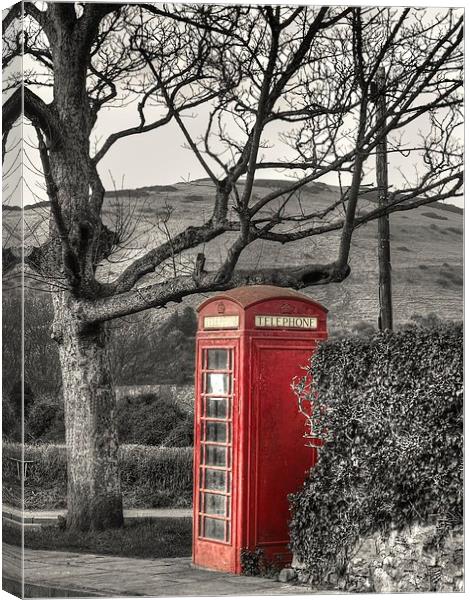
[2,2,463,208]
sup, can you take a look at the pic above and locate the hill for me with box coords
[3,178,463,330]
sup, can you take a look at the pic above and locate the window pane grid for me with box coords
[200,462,232,471]
[201,442,232,448]
[199,487,230,495]
[199,347,234,544]
[198,514,230,521]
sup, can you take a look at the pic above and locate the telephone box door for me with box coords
[249,339,316,561]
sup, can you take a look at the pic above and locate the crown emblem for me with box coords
[280,302,295,314]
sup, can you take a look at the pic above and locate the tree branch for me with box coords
[3,87,62,149]
[111,220,237,294]
[77,261,351,323]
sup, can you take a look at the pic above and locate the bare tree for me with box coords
[2,3,462,531]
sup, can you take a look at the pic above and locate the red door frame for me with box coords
[192,335,241,572]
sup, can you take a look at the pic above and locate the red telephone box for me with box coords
[192,285,328,574]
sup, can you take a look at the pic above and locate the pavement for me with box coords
[2,543,318,598]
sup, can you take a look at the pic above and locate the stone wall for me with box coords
[294,523,463,593]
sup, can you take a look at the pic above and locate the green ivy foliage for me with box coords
[289,323,463,582]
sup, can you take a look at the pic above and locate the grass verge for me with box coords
[3,518,193,559]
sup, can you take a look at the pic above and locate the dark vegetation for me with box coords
[2,293,197,444]
[427,201,462,215]
[105,184,178,197]
[181,194,205,202]
[422,211,448,220]
[290,322,463,584]
[3,518,193,558]
[3,443,193,510]
[436,263,463,289]
[117,393,193,447]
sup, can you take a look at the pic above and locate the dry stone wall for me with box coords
[294,523,463,593]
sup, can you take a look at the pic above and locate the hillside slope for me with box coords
[3,179,463,329]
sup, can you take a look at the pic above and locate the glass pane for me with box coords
[207,349,229,370]
[206,421,228,443]
[203,517,225,541]
[206,397,228,419]
[203,492,226,516]
[204,445,227,467]
[204,468,227,491]
[206,373,230,395]
[226,521,231,542]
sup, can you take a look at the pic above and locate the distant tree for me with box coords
[178,307,197,338]
[2,5,462,530]
[2,294,62,401]
[107,307,197,385]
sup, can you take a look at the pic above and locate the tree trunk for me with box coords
[53,293,123,531]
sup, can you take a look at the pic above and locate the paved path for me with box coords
[3,544,317,597]
[3,505,191,528]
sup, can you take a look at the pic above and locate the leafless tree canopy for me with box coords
[3,4,463,320]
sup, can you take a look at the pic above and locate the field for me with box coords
[3,177,463,331]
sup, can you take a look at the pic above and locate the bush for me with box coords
[2,398,21,442]
[2,443,193,510]
[290,323,463,582]
[26,398,65,443]
[17,389,193,446]
[117,392,193,447]
[350,320,376,338]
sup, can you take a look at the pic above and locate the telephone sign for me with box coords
[254,314,318,328]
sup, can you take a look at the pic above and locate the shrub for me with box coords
[2,398,21,442]
[26,398,65,442]
[350,320,376,338]
[290,324,463,583]
[117,392,193,447]
[422,211,448,221]
[9,381,35,418]
[401,311,448,330]
[19,388,194,446]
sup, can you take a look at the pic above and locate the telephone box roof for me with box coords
[198,285,328,312]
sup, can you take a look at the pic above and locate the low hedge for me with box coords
[290,323,463,582]
[3,443,193,510]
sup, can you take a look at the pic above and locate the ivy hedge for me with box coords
[289,323,463,582]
